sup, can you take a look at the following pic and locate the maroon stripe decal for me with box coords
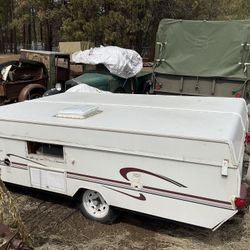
[105,186,146,201]
[7,162,28,170]
[67,171,231,207]
[143,185,231,205]
[11,162,28,167]
[67,171,129,186]
[6,153,46,167]
[10,165,28,170]
[120,167,187,188]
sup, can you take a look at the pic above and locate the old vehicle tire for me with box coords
[28,89,45,99]
[18,84,46,102]
[142,81,152,94]
[79,190,117,224]
[114,87,125,93]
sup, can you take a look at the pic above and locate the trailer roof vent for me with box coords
[56,105,100,119]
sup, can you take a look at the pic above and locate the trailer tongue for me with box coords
[0,93,248,230]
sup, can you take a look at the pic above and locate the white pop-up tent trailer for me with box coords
[0,93,248,230]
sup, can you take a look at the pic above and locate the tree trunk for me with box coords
[10,31,13,53]
[45,19,53,51]
[40,22,43,48]
[0,24,3,53]
[28,9,32,49]
[22,24,26,49]
[13,27,17,54]
[31,6,37,49]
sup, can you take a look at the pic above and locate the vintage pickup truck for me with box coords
[44,46,152,96]
[44,64,152,95]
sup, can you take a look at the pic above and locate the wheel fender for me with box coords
[18,84,46,102]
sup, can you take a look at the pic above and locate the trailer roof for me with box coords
[0,93,247,163]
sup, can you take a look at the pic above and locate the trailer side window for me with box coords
[27,141,64,158]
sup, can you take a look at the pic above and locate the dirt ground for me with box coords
[5,180,250,250]
[1,53,250,249]
[0,54,19,63]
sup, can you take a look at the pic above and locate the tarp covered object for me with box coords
[66,83,111,94]
[154,19,250,79]
[71,46,143,79]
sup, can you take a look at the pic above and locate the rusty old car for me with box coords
[0,50,70,105]
[0,59,48,104]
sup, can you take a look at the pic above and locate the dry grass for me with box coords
[3,185,249,250]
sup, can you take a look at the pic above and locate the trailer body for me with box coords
[0,93,248,229]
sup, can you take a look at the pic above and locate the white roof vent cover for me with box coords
[56,105,99,119]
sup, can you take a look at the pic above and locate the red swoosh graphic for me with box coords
[105,186,146,201]
[120,167,187,188]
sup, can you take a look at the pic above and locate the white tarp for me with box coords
[71,46,143,79]
[66,83,111,94]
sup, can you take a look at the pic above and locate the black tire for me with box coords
[79,189,117,224]
[28,89,45,100]
[142,82,151,94]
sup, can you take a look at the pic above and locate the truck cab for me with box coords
[20,49,70,90]
[44,64,152,96]
[0,59,48,104]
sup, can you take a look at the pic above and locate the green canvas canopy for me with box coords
[154,19,250,80]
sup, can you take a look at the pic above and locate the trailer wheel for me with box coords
[79,190,117,223]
